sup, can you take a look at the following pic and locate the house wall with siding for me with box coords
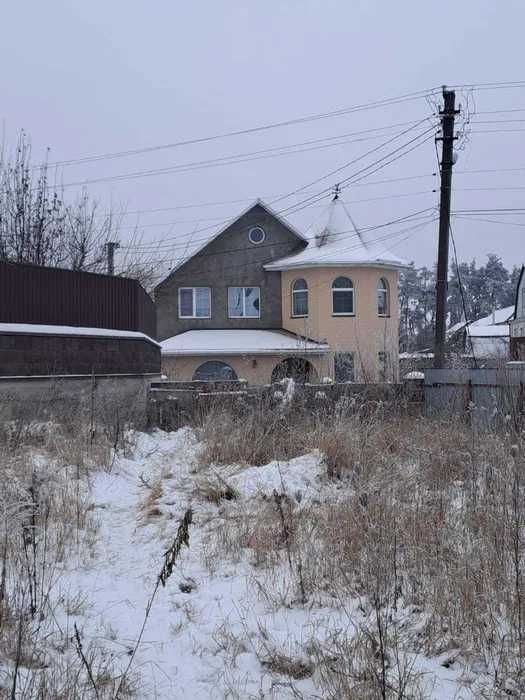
[280,266,400,381]
[155,204,306,341]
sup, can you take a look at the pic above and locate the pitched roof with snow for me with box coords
[160,329,330,356]
[264,195,407,271]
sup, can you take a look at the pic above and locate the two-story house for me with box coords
[155,194,406,383]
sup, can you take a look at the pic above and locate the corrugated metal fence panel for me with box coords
[0,261,156,337]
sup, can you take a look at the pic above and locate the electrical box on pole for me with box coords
[433,87,459,368]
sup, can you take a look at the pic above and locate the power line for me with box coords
[121,208,437,256]
[141,215,438,284]
[39,87,440,170]
[113,189,436,234]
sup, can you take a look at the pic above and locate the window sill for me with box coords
[291,315,308,319]
[332,313,355,317]
[179,316,212,320]
[228,316,261,320]
[378,314,390,318]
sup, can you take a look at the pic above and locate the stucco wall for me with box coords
[155,204,306,341]
[280,266,399,381]
[161,354,330,385]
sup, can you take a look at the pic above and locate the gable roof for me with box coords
[155,199,307,289]
[265,195,407,271]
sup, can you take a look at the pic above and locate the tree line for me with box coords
[399,256,521,351]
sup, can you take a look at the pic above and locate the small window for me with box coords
[377,278,389,316]
[178,287,211,319]
[378,351,389,382]
[248,226,265,245]
[228,286,261,318]
[334,352,355,382]
[292,278,308,317]
[332,277,354,315]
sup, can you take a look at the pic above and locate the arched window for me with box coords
[332,276,354,315]
[292,278,308,317]
[377,278,389,316]
[192,361,238,381]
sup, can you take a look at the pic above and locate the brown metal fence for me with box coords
[0,261,156,338]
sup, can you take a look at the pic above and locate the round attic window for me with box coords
[248,226,265,245]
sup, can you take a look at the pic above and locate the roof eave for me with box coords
[161,347,330,357]
[264,259,408,271]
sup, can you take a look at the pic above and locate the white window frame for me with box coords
[178,287,211,319]
[332,277,355,316]
[377,278,389,317]
[291,279,308,318]
[248,226,266,245]
[228,286,261,318]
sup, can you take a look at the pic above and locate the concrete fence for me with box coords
[148,378,424,431]
[425,364,525,428]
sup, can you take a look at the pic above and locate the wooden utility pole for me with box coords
[106,241,120,276]
[433,87,459,368]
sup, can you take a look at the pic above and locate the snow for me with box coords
[265,196,407,271]
[470,335,509,358]
[404,370,425,379]
[0,322,159,346]
[161,329,330,356]
[470,305,514,327]
[41,428,489,698]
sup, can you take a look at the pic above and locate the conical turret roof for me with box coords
[265,194,407,271]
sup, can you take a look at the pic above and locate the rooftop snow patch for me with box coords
[265,196,407,271]
[161,329,329,356]
[0,322,159,345]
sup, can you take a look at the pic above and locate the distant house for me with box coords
[449,306,513,360]
[155,194,406,383]
[510,265,525,359]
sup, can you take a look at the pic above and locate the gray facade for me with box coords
[155,203,306,340]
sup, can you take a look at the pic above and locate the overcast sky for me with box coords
[2,1,524,275]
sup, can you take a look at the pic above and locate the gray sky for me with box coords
[2,0,524,275]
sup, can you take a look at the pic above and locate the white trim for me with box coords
[248,226,266,245]
[162,347,329,357]
[266,259,407,271]
[332,278,355,316]
[178,286,211,319]
[227,286,261,319]
[291,278,309,318]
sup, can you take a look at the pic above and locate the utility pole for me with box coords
[433,87,459,368]
[106,241,120,276]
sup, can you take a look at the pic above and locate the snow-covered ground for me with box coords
[48,428,483,699]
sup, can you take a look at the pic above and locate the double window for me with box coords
[178,287,211,318]
[332,277,354,315]
[228,286,261,318]
[292,279,308,317]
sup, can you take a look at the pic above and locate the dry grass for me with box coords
[196,398,525,697]
[0,410,139,699]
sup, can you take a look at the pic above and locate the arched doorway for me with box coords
[193,361,238,381]
[271,357,317,384]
